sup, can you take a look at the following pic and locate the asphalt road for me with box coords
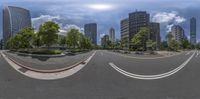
[0,50,200,99]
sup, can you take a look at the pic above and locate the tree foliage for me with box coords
[146,39,156,51]
[66,29,80,49]
[38,21,59,48]
[7,27,35,49]
[131,27,149,51]
[66,28,92,49]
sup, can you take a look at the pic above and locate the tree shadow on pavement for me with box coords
[31,56,50,61]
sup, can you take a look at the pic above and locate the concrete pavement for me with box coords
[0,50,200,99]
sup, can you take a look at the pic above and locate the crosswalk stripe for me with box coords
[185,51,192,55]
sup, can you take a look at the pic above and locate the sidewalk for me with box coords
[4,50,94,70]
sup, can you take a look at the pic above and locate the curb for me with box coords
[4,52,94,73]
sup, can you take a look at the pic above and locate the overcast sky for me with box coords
[1,0,200,44]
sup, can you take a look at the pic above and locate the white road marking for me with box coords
[2,51,96,80]
[0,51,2,57]
[196,51,199,57]
[101,52,103,56]
[109,51,196,80]
[185,51,192,55]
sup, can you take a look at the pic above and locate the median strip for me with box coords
[106,50,182,60]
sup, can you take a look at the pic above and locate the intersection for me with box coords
[0,50,200,99]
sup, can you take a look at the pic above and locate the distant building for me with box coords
[109,27,115,43]
[128,11,150,46]
[190,17,196,45]
[149,22,161,50]
[84,23,97,45]
[171,25,185,42]
[101,35,109,48]
[3,6,32,49]
[120,18,129,49]
[0,39,3,49]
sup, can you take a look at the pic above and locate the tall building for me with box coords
[120,18,129,49]
[149,22,160,50]
[84,23,97,45]
[190,17,196,45]
[3,6,32,48]
[171,25,185,42]
[128,11,150,43]
[101,35,109,48]
[109,27,115,43]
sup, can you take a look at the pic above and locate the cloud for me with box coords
[32,15,61,30]
[59,24,84,36]
[152,11,186,33]
[100,33,106,38]
[166,24,174,33]
[152,11,186,24]
[31,15,83,36]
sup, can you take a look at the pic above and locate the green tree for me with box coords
[7,27,35,50]
[7,34,22,50]
[32,32,43,48]
[114,39,121,50]
[181,39,190,49]
[79,33,92,49]
[38,21,59,49]
[121,37,129,50]
[66,29,80,49]
[196,43,200,50]
[131,27,149,51]
[146,40,156,51]
[160,41,168,50]
[18,27,35,49]
[165,32,173,42]
[169,40,180,51]
[59,37,67,49]
[165,32,180,51]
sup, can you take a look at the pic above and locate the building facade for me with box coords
[109,27,115,43]
[3,6,32,48]
[190,17,196,45]
[84,23,97,45]
[101,35,109,48]
[120,18,129,49]
[128,11,150,43]
[149,22,161,50]
[171,25,185,42]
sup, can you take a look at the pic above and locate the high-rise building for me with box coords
[3,6,32,48]
[109,27,115,43]
[84,23,97,45]
[149,22,160,50]
[171,25,185,42]
[128,11,150,43]
[120,18,129,49]
[101,35,109,48]
[190,17,196,45]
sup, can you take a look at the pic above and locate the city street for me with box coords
[0,50,200,99]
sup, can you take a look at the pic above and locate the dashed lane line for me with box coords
[185,51,193,55]
[196,51,199,57]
